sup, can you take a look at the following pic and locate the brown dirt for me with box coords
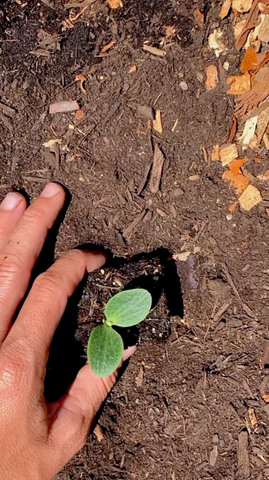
[1,0,269,479]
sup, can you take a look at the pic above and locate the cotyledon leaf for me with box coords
[105,289,152,327]
[87,324,124,377]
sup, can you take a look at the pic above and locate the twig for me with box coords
[221,263,255,318]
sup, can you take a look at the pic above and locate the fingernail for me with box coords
[0,192,22,211]
[40,182,61,198]
[123,345,137,362]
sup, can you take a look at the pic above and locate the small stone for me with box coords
[173,187,184,197]
[226,213,232,220]
[179,81,188,90]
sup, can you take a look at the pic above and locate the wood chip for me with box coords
[129,65,137,73]
[223,170,249,194]
[233,19,247,40]
[49,100,79,114]
[233,0,253,12]
[153,109,163,133]
[255,106,269,145]
[205,65,219,90]
[137,105,154,120]
[227,73,251,95]
[253,13,269,42]
[264,132,269,149]
[220,143,238,165]
[260,375,269,402]
[236,0,260,50]
[239,116,258,146]
[75,109,85,120]
[239,184,262,210]
[149,144,165,193]
[220,0,232,18]
[212,144,220,160]
[235,67,269,117]
[93,424,105,442]
[107,0,122,7]
[237,431,250,479]
[136,366,144,387]
[229,116,238,142]
[208,29,227,57]
[194,5,204,26]
[0,102,16,117]
[240,47,257,72]
[143,45,166,57]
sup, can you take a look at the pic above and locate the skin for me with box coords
[0,182,135,480]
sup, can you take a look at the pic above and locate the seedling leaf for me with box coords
[105,289,152,327]
[87,324,124,377]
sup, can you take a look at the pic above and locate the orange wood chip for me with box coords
[205,65,219,90]
[235,67,269,117]
[232,0,254,13]
[227,72,251,95]
[165,26,176,38]
[229,158,247,175]
[228,116,238,142]
[194,6,204,26]
[240,47,257,72]
[128,65,137,73]
[223,170,249,194]
[220,0,232,18]
[229,201,238,212]
[107,0,123,8]
[75,109,85,120]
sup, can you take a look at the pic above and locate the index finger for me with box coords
[2,249,106,375]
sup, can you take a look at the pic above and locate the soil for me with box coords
[1,0,269,479]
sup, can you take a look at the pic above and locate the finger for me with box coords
[48,346,136,464]
[0,193,28,251]
[0,183,65,344]
[3,249,106,372]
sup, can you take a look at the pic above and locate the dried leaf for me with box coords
[194,6,204,26]
[107,0,122,8]
[239,184,262,210]
[223,170,249,194]
[227,72,251,94]
[239,116,258,145]
[75,73,87,95]
[128,65,137,73]
[220,0,232,18]
[153,109,163,133]
[229,158,247,175]
[212,144,220,160]
[205,65,219,90]
[208,29,227,56]
[232,0,253,12]
[149,144,165,193]
[235,67,269,117]
[220,143,238,165]
[241,47,257,72]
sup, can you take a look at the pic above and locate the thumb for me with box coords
[48,346,136,466]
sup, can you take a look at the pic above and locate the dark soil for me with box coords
[1,0,269,479]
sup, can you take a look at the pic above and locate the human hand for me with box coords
[0,183,135,480]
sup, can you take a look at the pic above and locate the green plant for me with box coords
[87,289,152,377]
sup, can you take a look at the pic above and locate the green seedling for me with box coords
[87,288,152,377]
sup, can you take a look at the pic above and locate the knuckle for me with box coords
[33,271,62,295]
[22,207,46,227]
[0,348,31,391]
[0,252,25,278]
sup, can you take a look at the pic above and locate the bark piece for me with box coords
[237,431,250,479]
[49,100,80,114]
[149,144,165,193]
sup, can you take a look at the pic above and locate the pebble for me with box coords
[179,81,188,90]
